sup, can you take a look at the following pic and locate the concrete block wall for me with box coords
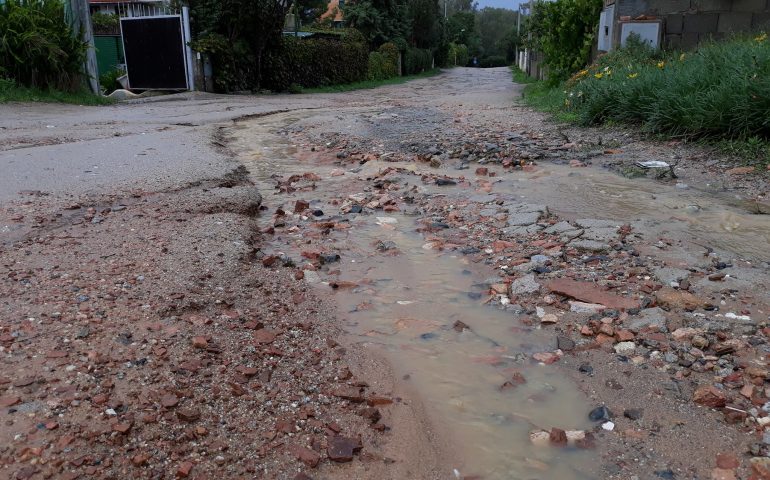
[611,0,770,50]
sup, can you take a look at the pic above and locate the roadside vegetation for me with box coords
[0,78,111,105]
[0,0,106,104]
[514,0,770,167]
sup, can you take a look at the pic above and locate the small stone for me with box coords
[565,430,586,445]
[532,351,561,364]
[161,394,179,408]
[711,468,737,480]
[176,408,201,422]
[0,396,21,407]
[327,436,362,462]
[112,423,132,434]
[541,314,558,324]
[549,428,567,445]
[529,430,550,446]
[360,407,381,424]
[716,453,739,469]
[191,336,208,349]
[614,342,636,355]
[289,444,320,468]
[693,386,727,408]
[452,320,470,332]
[331,385,364,402]
[557,336,575,351]
[177,461,194,478]
[589,405,613,422]
[570,301,606,314]
[623,408,643,420]
[601,421,615,431]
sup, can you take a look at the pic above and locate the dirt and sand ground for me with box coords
[1,67,769,480]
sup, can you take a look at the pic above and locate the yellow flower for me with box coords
[576,69,588,77]
[628,73,638,79]
[679,53,686,61]
[657,61,665,69]
[594,73,604,79]
[756,33,768,42]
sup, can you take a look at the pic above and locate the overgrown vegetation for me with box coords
[90,11,119,34]
[0,77,111,104]
[527,0,602,82]
[0,0,87,91]
[514,34,770,167]
[567,35,770,142]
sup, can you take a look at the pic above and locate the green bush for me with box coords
[448,43,469,67]
[368,42,400,80]
[262,34,369,91]
[0,0,87,91]
[91,11,119,35]
[99,68,124,94]
[479,55,508,68]
[404,47,432,75]
[565,34,770,140]
[528,0,603,82]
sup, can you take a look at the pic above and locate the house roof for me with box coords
[320,0,343,22]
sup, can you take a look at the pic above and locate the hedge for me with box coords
[404,47,432,75]
[368,42,400,80]
[262,33,369,91]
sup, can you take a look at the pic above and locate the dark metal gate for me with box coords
[120,15,188,90]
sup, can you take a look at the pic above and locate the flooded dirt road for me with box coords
[226,68,770,479]
[2,67,769,480]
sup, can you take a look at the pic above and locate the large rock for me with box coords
[693,386,727,408]
[507,211,542,226]
[509,274,540,295]
[655,287,704,311]
[544,278,639,310]
[627,307,668,332]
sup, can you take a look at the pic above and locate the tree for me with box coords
[447,11,475,45]
[475,7,518,59]
[186,0,293,90]
[408,0,441,49]
[343,0,408,48]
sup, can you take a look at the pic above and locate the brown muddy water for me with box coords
[228,110,770,479]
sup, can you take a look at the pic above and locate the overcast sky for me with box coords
[477,0,522,11]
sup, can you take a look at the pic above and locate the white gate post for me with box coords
[182,6,195,91]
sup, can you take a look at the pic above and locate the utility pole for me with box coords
[67,0,100,94]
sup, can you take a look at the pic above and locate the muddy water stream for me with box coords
[228,110,770,479]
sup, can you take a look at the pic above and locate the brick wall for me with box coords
[611,0,770,49]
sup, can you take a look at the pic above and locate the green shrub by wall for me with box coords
[0,0,86,91]
[368,42,400,80]
[262,34,369,91]
[404,47,432,75]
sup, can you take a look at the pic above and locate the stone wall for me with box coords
[609,0,770,49]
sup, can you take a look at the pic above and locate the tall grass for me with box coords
[0,0,87,91]
[566,34,770,140]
